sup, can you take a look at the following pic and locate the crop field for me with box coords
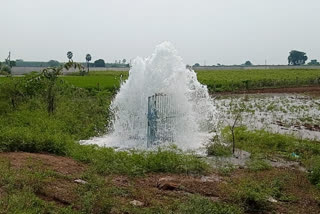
[1,69,320,93]
[64,69,320,92]
[197,69,320,92]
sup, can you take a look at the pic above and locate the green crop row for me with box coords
[1,69,319,93]
[197,69,320,92]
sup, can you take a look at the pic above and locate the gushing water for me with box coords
[84,42,216,150]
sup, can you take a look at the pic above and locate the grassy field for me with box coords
[197,69,320,92]
[64,69,320,92]
[1,71,320,213]
[1,69,320,92]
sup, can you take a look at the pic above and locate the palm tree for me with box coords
[86,54,92,73]
[67,51,73,62]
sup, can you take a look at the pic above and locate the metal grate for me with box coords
[147,93,178,147]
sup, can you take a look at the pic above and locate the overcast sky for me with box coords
[1,0,320,65]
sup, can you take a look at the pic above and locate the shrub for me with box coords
[0,65,11,74]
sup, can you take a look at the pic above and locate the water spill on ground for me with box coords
[214,93,320,141]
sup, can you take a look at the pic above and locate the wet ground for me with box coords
[214,92,320,140]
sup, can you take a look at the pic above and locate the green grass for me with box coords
[62,70,128,92]
[1,69,320,213]
[2,69,320,93]
[222,126,320,160]
[0,157,239,214]
[0,74,209,176]
[70,145,209,176]
[62,69,320,93]
[246,157,272,172]
[221,171,301,212]
[175,195,243,214]
[306,156,320,189]
[62,76,123,92]
[206,142,232,157]
[0,158,75,213]
[197,69,320,92]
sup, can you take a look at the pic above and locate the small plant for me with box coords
[246,157,272,172]
[207,142,232,157]
[70,145,210,176]
[307,156,320,188]
[41,61,83,114]
[216,163,236,176]
[76,172,114,213]
[234,179,272,212]
[177,195,243,214]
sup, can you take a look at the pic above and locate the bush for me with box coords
[0,75,111,155]
[0,65,11,74]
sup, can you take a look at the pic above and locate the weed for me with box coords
[306,156,320,188]
[222,126,320,160]
[246,157,272,172]
[207,142,232,157]
[70,145,209,176]
[176,195,243,214]
[216,163,236,176]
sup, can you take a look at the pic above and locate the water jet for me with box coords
[84,42,217,150]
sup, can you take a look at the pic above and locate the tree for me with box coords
[94,59,105,67]
[193,63,200,67]
[244,61,253,66]
[308,59,320,66]
[42,61,83,114]
[47,60,60,67]
[122,59,126,64]
[85,54,92,74]
[5,59,16,67]
[67,51,73,62]
[288,50,308,65]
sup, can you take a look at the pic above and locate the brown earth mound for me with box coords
[0,152,86,176]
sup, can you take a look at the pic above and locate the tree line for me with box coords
[13,59,129,68]
[193,50,320,67]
